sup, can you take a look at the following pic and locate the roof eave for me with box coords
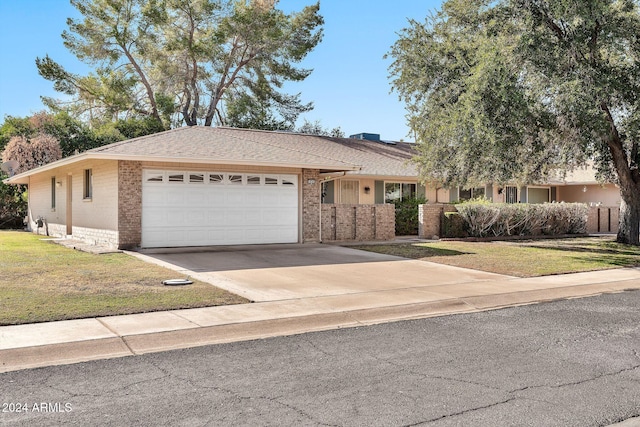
[3,152,360,184]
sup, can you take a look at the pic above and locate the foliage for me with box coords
[393,197,427,235]
[296,119,345,137]
[388,0,640,244]
[2,134,62,175]
[0,172,27,229]
[37,0,324,130]
[454,202,589,237]
[0,116,34,153]
[442,211,468,238]
[0,112,163,159]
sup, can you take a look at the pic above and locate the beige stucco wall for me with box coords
[26,159,119,239]
[358,178,376,204]
[556,184,620,206]
[73,160,119,230]
[330,176,430,204]
[28,172,66,236]
[426,187,451,203]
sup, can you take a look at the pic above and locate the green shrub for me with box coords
[442,211,469,238]
[0,172,26,229]
[393,197,427,235]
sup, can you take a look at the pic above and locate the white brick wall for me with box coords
[72,226,119,248]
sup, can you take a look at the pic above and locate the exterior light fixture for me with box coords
[582,186,587,193]
[307,179,316,185]
[56,181,62,188]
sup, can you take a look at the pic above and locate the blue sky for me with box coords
[0,0,442,141]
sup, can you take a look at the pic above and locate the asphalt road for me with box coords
[1,291,639,427]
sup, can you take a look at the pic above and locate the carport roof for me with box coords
[6,126,419,184]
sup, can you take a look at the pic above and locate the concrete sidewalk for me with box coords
[2,265,640,374]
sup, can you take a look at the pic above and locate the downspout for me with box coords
[27,176,33,231]
[319,182,322,243]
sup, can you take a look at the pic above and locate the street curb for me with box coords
[2,286,638,374]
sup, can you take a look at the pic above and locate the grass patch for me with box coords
[0,231,248,325]
[353,236,640,277]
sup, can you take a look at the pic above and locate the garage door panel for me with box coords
[206,209,227,223]
[185,189,207,205]
[185,210,206,223]
[144,188,167,206]
[164,189,186,205]
[207,192,226,204]
[165,209,188,226]
[142,171,299,247]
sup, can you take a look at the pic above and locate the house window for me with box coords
[83,169,93,199]
[385,182,416,203]
[505,186,518,203]
[528,187,550,204]
[189,173,204,183]
[209,173,224,184]
[228,174,243,184]
[322,181,335,203]
[51,177,56,209]
[265,176,278,185]
[247,175,261,185]
[146,173,163,183]
[168,173,184,183]
[459,187,485,201]
[340,180,359,204]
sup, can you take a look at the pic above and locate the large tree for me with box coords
[37,0,323,129]
[388,0,640,244]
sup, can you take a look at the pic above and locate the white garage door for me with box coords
[142,170,299,247]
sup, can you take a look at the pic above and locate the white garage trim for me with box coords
[142,170,299,247]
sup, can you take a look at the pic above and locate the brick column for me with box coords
[117,161,142,249]
[419,203,457,239]
[302,169,320,242]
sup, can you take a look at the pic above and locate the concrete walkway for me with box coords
[2,248,640,373]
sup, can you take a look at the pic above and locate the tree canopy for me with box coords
[37,0,323,130]
[388,0,640,244]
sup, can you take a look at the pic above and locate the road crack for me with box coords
[402,397,518,426]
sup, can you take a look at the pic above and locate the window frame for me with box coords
[51,177,56,210]
[83,169,93,200]
[458,186,485,202]
[340,180,360,204]
[384,182,417,203]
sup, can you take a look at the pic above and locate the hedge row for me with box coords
[446,202,589,238]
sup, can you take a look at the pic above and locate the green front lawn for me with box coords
[0,231,248,325]
[354,236,640,277]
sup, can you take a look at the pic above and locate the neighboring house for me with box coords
[5,126,621,249]
[336,133,620,208]
[446,166,620,207]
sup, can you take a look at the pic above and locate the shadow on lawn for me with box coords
[524,242,640,257]
[569,254,640,268]
[358,244,472,259]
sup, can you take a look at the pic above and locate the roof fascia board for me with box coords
[4,153,360,184]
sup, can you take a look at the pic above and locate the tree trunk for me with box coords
[616,186,640,245]
[601,103,640,244]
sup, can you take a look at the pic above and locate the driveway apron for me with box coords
[138,245,512,302]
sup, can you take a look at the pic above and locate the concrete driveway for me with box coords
[136,244,512,302]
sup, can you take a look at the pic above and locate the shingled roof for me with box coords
[7,126,419,184]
